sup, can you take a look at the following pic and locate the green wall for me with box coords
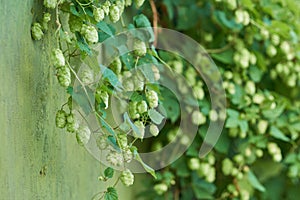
[0,1,133,199]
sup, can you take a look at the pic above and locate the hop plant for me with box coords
[188,158,201,170]
[76,125,91,145]
[81,68,94,85]
[191,110,206,125]
[222,158,234,176]
[44,0,57,9]
[106,151,123,166]
[31,23,44,40]
[96,135,108,150]
[42,13,51,30]
[116,0,125,15]
[137,100,148,114]
[245,81,256,95]
[226,0,237,10]
[267,142,282,162]
[209,110,218,121]
[93,7,105,22]
[51,49,65,68]
[146,90,159,108]
[133,39,147,56]
[110,58,122,74]
[267,45,277,57]
[149,124,159,137]
[125,0,132,7]
[122,148,133,163]
[151,65,160,81]
[81,24,99,44]
[66,113,79,133]
[117,133,128,149]
[154,183,168,195]
[257,120,268,134]
[109,4,121,23]
[56,66,71,87]
[235,9,250,26]
[102,1,111,15]
[55,110,67,128]
[129,102,140,119]
[120,169,134,186]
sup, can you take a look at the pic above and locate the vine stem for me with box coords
[55,0,62,47]
[154,54,172,71]
[149,0,159,47]
[206,42,233,54]
[66,61,94,110]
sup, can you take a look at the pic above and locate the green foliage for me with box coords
[104,167,114,179]
[33,0,300,199]
[104,187,118,200]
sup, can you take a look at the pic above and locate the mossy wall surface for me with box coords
[0,1,132,199]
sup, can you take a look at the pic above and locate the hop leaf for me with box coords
[104,187,118,200]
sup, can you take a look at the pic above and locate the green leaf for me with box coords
[162,0,174,20]
[133,149,156,179]
[231,84,245,105]
[239,120,249,133]
[130,92,144,102]
[213,10,243,31]
[134,14,151,28]
[70,5,80,16]
[192,174,216,199]
[123,112,141,137]
[225,109,240,128]
[249,66,263,83]
[248,170,266,192]
[100,65,123,91]
[160,89,180,123]
[100,118,115,137]
[214,130,230,154]
[171,157,190,178]
[107,135,121,152]
[133,14,154,42]
[121,53,135,70]
[211,50,234,64]
[70,85,94,115]
[284,153,297,164]
[104,187,118,200]
[148,109,165,124]
[225,118,239,128]
[262,103,286,119]
[104,167,114,178]
[176,6,201,30]
[96,21,113,36]
[270,126,290,142]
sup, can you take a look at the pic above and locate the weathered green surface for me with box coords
[0,1,132,199]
